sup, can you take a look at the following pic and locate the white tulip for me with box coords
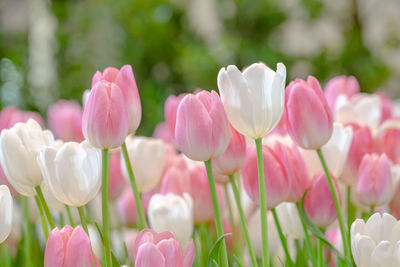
[148,193,193,245]
[217,62,286,139]
[302,123,353,178]
[276,202,304,239]
[122,136,165,192]
[38,141,101,207]
[0,119,55,196]
[351,213,400,267]
[0,185,13,243]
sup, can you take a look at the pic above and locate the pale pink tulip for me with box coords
[133,229,195,267]
[153,122,175,145]
[92,65,141,134]
[0,106,43,131]
[341,123,374,185]
[304,173,340,228]
[274,141,310,202]
[160,166,191,196]
[108,150,127,200]
[44,225,101,267]
[376,92,393,123]
[175,90,230,161]
[376,121,400,164]
[82,80,129,149]
[242,145,290,208]
[47,100,84,142]
[324,75,360,111]
[213,124,246,176]
[355,154,393,207]
[285,76,333,149]
[117,188,150,226]
[165,93,187,137]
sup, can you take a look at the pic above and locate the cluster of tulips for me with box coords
[1,62,400,267]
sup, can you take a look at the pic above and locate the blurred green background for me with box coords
[1,0,399,135]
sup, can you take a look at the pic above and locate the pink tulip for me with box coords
[117,188,150,226]
[285,76,333,149]
[324,75,360,110]
[82,80,129,149]
[44,225,100,267]
[153,122,175,145]
[325,228,343,267]
[47,100,84,142]
[92,65,141,134]
[175,90,230,161]
[165,94,187,137]
[376,92,393,123]
[108,151,127,200]
[355,154,393,206]
[341,123,374,185]
[0,106,43,131]
[189,165,224,224]
[213,124,246,176]
[274,141,310,202]
[160,166,191,196]
[242,145,290,208]
[133,229,195,267]
[304,173,340,228]
[376,125,400,164]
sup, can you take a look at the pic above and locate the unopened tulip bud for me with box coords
[285,76,333,149]
[44,226,101,267]
[376,120,400,164]
[304,173,340,228]
[324,75,360,111]
[0,119,55,196]
[148,193,193,245]
[165,93,187,138]
[160,166,191,196]
[355,154,393,207]
[82,80,129,149]
[376,92,393,123]
[117,189,139,226]
[47,100,84,142]
[242,145,289,208]
[175,90,230,161]
[217,62,286,139]
[122,136,165,192]
[213,124,246,176]
[108,150,127,200]
[0,185,12,243]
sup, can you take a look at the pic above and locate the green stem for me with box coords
[102,149,112,267]
[204,160,229,267]
[35,186,55,229]
[65,205,75,227]
[34,196,49,239]
[223,184,236,242]
[121,142,147,229]
[347,186,355,247]
[23,197,32,267]
[317,238,324,267]
[229,175,258,267]
[370,205,375,215]
[296,203,316,267]
[271,208,294,267]
[78,206,89,234]
[316,149,351,260]
[255,138,270,267]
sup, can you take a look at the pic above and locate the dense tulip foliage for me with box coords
[1,62,400,267]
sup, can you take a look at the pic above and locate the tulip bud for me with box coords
[304,173,340,228]
[92,65,142,134]
[217,62,286,139]
[122,136,165,192]
[242,145,290,208]
[38,141,101,207]
[108,150,127,200]
[47,100,84,142]
[133,229,195,267]
[44,225,101,267]
[117,189,140,226]
[175,90,230,161]
[341,123,374,185]
[0,185,12,243]
[0,106,44,131]
[165,93,187,138]
[355,154,394,207]
[213,124,246,176]
[0,119,55,196]
[285,76,333,149]
[376,120,400,164]
[274,142,310,202]
[324,75,360,111]
[148,193,193,245]
[376,92,393,123]
[153,122,175,145]
[160,166,191,196]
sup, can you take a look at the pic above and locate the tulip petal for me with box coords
[65,226,95,267]
[156,238,184,267]
[135,243,165,267]
[183,240,195,267]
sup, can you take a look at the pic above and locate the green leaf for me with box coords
[232,254,243,267]
[207,233,231,267]
[93,222,121,266]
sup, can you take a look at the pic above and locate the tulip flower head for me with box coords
[0,185,12,243]
[217,62,286,139]
[44,225,101,267]
[175,90,231,161]
[324,75,360,111]
[133,229,195,267]
[0,106,44,131]
[376,120,400,164]
[285,76,333,149]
